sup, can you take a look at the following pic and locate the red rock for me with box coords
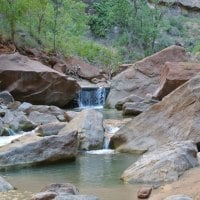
[153,62,200,100]
[137,187,152,199]
[0,53,79,107]
[106,45,187,108]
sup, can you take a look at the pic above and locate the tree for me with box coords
[0,0,29,42]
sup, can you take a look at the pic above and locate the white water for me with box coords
[0,131,34,147]
[78,87,108,109]
[86,125,120,155]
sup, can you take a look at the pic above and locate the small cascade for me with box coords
[86,126,120,155]
[77,87,110,109]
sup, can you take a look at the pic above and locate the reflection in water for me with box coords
[1,153,139,200]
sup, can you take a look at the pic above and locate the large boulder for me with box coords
[59,109,104,150]
[153,62,200,100]
[121,141,198,187]
[0,131,78,170]
[106,45,187,108]
[0,53,79,107]
[0,176,14,192]
[110,73,200,153]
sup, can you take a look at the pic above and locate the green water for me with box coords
[0,152,140,200]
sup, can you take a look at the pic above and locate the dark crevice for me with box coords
[196,142,200,152]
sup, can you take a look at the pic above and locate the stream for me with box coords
[0,87,141,200]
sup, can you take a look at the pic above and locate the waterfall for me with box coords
[77,87,109,109]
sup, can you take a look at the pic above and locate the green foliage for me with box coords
[192,42,200,53]
[89,0,164,58]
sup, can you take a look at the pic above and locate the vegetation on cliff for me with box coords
[0,0,200,69]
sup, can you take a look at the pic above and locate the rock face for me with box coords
[106,45,187,108]
[59,109,104,150]
[110,73,200,153]
[159,0,200,11]
[32,183,99,200]
[153,62,200,100]
[121,141,198,186]
[0,53,79,107]
[0,131,78,170]
[0,176,14,192]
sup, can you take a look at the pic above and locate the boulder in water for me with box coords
[0,131,78,170]
[59,109,104,150]
[110,73,200,153]
[121,141,198,187]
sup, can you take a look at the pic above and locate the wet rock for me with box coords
[106,45,187,108]
[121,141,198,187]
[40,183,79,195]
[137,186,152,199]
[110,73,200,153]
[153,62,200,100]
[3,110,36,132]
[36,122,67,137]
[31,191,57,200]
[0,131,78,170]
[164,195,193,200]
[32,183,99,200]
[0,91,14,105]
[59,109,104,150]
[0,176,14,192]
[0,127,15,136]
[0,53,79,107]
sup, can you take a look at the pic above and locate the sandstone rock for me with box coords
[0,53,79,107]
[64,111,79,122]
[153,62,200,100]
[0,91,14,105]
[59,109,104,150]
[115,94,144,110]
[32,183,99,200]
[106,45,187,108]
[0,131,78,170]
[164,195,193,200]
[36,122,67,137]
[121,141,198,186]
[54,195,99,200]
[159,0,200,11]
[137,187,152,199]
[65,56,105,82]
[110,73,200,153]
[122,101,155,116]
[0,176,14,192]
[19,104,68,122]
[3,110,36,132]
[40,183,79,195]
[28,111,59,125]
[31,191,57,200]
